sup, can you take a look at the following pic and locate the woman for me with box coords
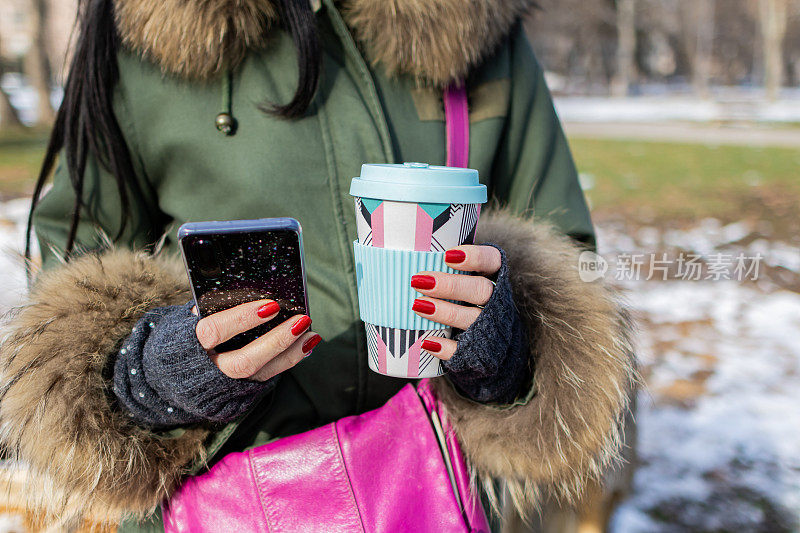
[0,0,635,530]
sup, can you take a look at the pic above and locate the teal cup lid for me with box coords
[349,162,487,204]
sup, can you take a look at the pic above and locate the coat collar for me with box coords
[113,0,535,86]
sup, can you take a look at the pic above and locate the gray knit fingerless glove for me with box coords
[113,245,530,426]
[113,301,275,428]
[442,244,532,404]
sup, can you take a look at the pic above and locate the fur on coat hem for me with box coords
[430,209,637,517]
[0,250,207,519]
[112,0,536,85]
[0,209,635,521]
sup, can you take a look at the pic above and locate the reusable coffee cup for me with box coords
[350,162,487,378]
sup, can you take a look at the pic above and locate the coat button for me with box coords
[215,113,236,135]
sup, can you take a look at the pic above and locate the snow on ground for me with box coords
[612,281,800,532]
[553,94,800,124]
[597,223,800,532]
[0,199,799,531]
[0,513,25,533]
[0,198,35,314]
[7,73,800,126]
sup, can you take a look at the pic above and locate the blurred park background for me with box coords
[0,0,799,532]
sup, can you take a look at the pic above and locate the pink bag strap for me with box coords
[444,83,469,168]
[416,378,489,529]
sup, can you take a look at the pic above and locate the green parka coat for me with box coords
[0,0,635,530]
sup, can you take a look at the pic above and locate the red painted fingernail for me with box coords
[411,274,436,290]
[291,315,312,336]
[412,299,436,315]
[257,301,280,318]
[302,334,322,354]
[421,339,441,353]
[445,249,466,263]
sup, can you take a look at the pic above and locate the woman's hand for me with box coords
[194,301,322,382]
[410,245,501,360]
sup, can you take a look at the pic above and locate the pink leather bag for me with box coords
[163,379,490,532]
[163,85,480,532]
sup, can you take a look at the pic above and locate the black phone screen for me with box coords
[181,229,308,352]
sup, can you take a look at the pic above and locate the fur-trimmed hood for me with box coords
[114,0,536,84]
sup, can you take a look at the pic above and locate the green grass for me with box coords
[0,130,798,238]
[568,137,800,239]
[0,129,48,198]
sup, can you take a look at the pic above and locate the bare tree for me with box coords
[760,0,788,100]
[691,0,716,97]
[0,74,23,130]
[526,0,617,93]
[0,32,24,130]
[529,0,799,95]
[26,0,55,125]
[612,0,637,96]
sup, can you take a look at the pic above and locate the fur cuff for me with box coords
[430,210,637,514]
[0,250,207,519]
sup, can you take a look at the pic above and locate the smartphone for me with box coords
[178,218,309,353]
